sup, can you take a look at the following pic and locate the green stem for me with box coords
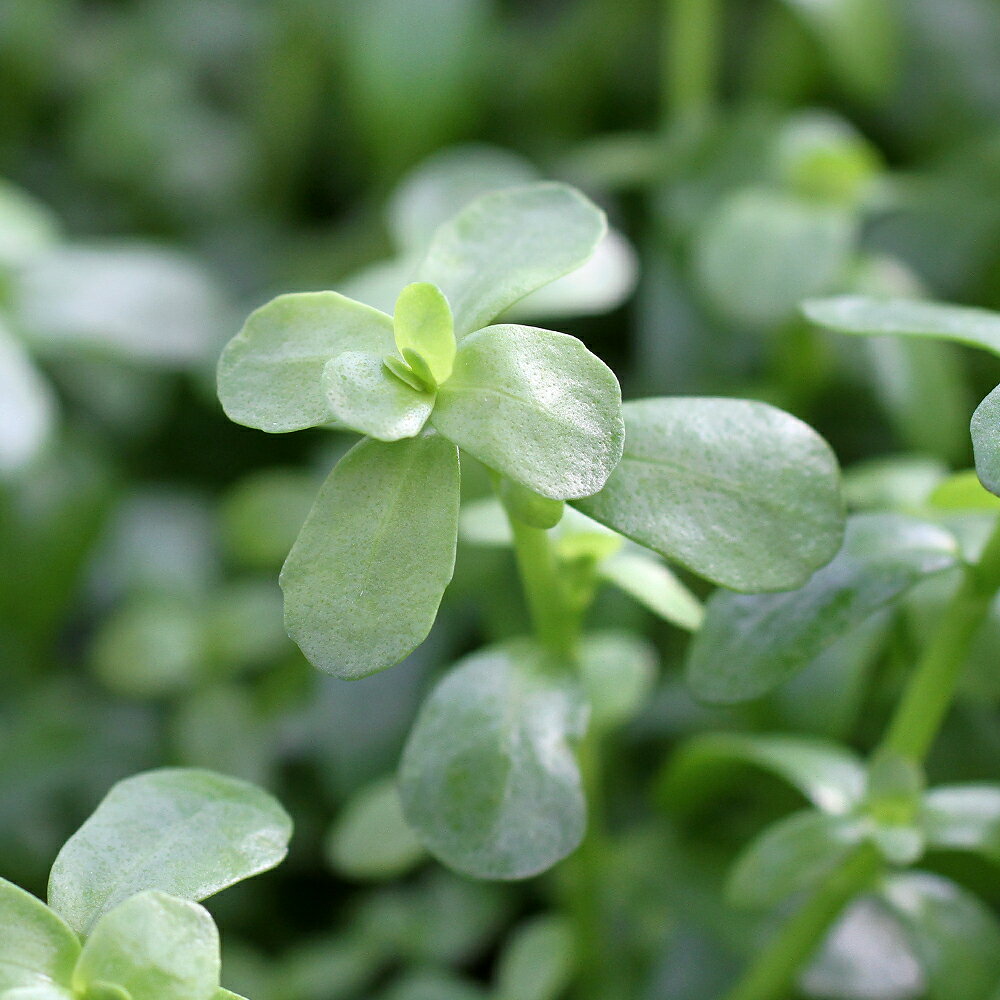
[662,0,722,127]
[721,844,881,1000]
[881,515,1000,761]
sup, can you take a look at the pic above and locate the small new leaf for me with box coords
[393,282,455,384]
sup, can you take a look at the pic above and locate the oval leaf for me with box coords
[48,768,292,936]
[0,320,56,475]
[575,397,844,592]
[393,282,455,384]
[495,914,575,1000]
[922,785,1000,865]
[281,435,460,678]
[432,324,623,500]
[0,878,79,993]
[399,642,587,880]
[597,551,703,631]
[418,183,606,336]
[686,514,961,703]
[217,292,394,433]
[972,385,1000,497]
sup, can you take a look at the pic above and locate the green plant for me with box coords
[0,768,291,1000]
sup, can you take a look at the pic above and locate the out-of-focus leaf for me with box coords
[687,514,960,703]
[922,785,1000,865]
[281,435,460,678]
[0,320,55,475]
[399,641,587,880]
[578,631,657,730]
[575,397,844,592]
[0,878,78,993]
[930,471,1000,511]
[495,914,575,1000]
[598,551,703,630]
[0,180,59,268]
[48,769,292,936]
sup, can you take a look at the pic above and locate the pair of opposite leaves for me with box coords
[218,182,846,680]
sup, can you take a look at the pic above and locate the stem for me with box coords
[881,516,1000,761]
[662,0,722,127]
[721,844,881,1000]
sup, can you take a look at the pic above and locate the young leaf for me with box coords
[578,631,657,731]
[399,641,587,880]
[0,320,56,475]
[803,296,1000,356]
[497,478,565,530]
[495,914,575,1000]
[73,892,220,1000]
[281,435,460,678]
[393,282,455,384]
[0,878,79,993]
[659,732,867,817]
[431,324,623,500]
[574,397,844,592]
[418,183,606,336]
[48,768,292,936]
[598,551,704,631]
[322,351,434,441]
[971,385,1000,497]
[217,292,394,433]
[686,514,960,703]
[728,810,862,908]
[922,785,1000,865]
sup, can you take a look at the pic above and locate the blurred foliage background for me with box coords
[3,0,1000,997]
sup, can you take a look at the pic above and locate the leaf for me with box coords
[693,190,855,326]
[495,914,575,1000]
[497,478,565,530]
[0,878,79,993]
[578,631,657,731]
[213,992,249,1000]
[393,282,455,384]
[0,179,59,268]
[659,732,867,817]
[929,471,1000,512]
[217,292,394,433]
[325,777,426,881]
[803,296,1000,356]
[575,397,844,592]
[73,892,220,1000]
[281,435,460,678]
[728,810,862,908]
[418,184,606,336]
[972,385,1000,497]
[399,641,588,880]
[431,324,623,500]
[598,551,704,631]
[686,513,961,703]
[48,768,292,936]
[322,351,433,441]
[0,320,56,475]
[881,873,1000,1000]
[922,785,1000,865]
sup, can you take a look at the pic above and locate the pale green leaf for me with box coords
[217,292,394,433]
[686,514,961,703]
[325,777,426,881]
[48,768,292,936]
[929,471,1000,512]
[0,987,76,1000]
[598,551,703,631]
[495,914,575,1000]
[281,435,460,678]
[393,282,455,384]
[972,385,1000,497]
[418,183,606,336]
[922,785,1000,865]
[803,296,1000,356]
[432,324,623,500]
[322,351,433,441]
[399,641,587,880]
[0,320,56,475]
[0,179,59,268]
[73,892,219,1000]
[213,992,249,1000]
[497,478,565,530]
[0,878,79,993]
[575,397,844,592]
[578,631,657,731]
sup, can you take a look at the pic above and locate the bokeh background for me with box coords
[4,1,1000,997]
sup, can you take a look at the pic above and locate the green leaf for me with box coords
[693,190,855,326]
[659,732,867,817]
[930,470,1000,512]
[322,351,433,441]
[497,478,565,530]
[0,319,56,475]
[393,282,455,384]
[803,296,1000,356]
[432,324,623,500]
[325,777,426,881]
[418,183,606,336]
[281,435,460,678]
[686,513,960,703]
[0,179,59,268]
[495,914,575,1000]
[882,873,1000,1000]
[213,992,249,1000]
[575,397,844,592]
[0,987,75,1000]
[972,386,1000,497]
[0,878,79,993]
[73,892,219,1000]
[399,641,587,880]
[728,810,862,908]
[48,768,292,936]
[578,631,657,731]
[598,551,704,631]
[922,785,1000,865]
[217,292,394,433]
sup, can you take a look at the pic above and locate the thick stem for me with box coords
[721,844,881,1000]
[662,0,722,127]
